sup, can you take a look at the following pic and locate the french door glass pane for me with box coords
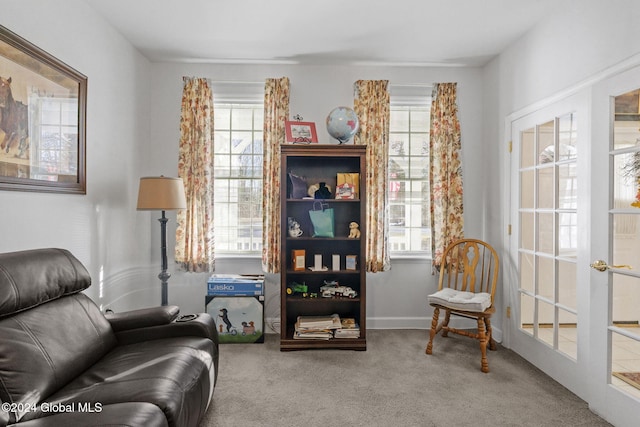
[558,259,577,309]
[520,212,534,251]
[538,300,555,347]
[558,310,577,359]
[520,170,535,209]
[520,252,535,293]
[521,128,536,168]
[520,293,535,335]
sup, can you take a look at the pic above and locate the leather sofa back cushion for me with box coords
[0,248,91,317]
[0,292,117,412]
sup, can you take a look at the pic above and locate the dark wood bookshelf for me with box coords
[280,144,366,351]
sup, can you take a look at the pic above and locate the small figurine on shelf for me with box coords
[314,182,332,199]
[286,281,309,295]
[288,217,303,237]
[348,221,361,239]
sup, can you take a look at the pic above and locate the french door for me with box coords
[509,92,590,397]
[589,67,640,426]
[509,70,640,426]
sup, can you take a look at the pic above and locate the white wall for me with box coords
[0,0,156,310]
[149,63,490,331]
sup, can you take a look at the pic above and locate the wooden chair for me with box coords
[425,239,499,373]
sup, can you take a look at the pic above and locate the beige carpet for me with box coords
[200,329,611,427]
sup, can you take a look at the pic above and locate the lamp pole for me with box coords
[158,210,170,306]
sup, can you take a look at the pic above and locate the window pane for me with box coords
[410,109,429,132]
[558,113,577,160]
[558,259,576,309]
[231,108,253,129]
[389,109,409,132]
[558,310,577,360]
[537,256,555,301]
[558,163,577,209]
[520,293,535,335]
[520,170,535,209]
[537,212,555,254]
[521,127,536,169]
[537,120,555,165]
[390,135,409,156]
[537,167,554,209]
[520,252,534,293]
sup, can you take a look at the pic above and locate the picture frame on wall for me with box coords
[0,25,87,194]
[285,121,318,144]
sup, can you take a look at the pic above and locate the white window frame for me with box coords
[389,87,432,256]
[213,98,264,255]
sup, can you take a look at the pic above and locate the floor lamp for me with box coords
[137,176,187,306]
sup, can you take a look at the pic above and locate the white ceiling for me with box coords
[85,0,564,67]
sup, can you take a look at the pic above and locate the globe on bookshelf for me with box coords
[326,107,359,144]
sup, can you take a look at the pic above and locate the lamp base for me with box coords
[159,270,171,306]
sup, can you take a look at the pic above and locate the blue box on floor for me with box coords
[206,295,265,344]
[207,274,264,296]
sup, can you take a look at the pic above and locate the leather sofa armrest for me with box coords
[114,312,219,345]
[105,305,180,332]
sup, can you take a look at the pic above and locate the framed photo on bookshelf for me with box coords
[285,121,318,144]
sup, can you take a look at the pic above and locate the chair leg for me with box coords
[486,317,497,351]
[441,310,451,337]
[477,317,489,373]
[426,307,439,355]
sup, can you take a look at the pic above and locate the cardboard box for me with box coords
[206,295,265,344]
[292,249,306,271]
[207,274,264,296]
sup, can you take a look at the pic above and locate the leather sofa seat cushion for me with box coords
[15,402,168,427]
[22,337,215,427]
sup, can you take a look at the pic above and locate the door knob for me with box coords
[590,260,632,272]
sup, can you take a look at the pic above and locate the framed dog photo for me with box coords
[285,121,318,144]
[0,25,87,194]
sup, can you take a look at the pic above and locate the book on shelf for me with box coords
[335,318,360,338]
[296,314,341,330]
[293,330,333,340]
[334,328,360,338]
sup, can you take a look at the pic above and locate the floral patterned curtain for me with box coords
[354,80,391,272]
[429,82,464,270]
[175,77,215,272]
[262,77,290,273]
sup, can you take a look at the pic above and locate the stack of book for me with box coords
[334,318,360,339]
[294,314,341,340]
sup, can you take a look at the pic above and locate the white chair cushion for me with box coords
[428,288,492,312]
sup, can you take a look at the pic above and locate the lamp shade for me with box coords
[137,176,187,211]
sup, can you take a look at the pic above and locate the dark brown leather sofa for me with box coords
[0,248,219,427]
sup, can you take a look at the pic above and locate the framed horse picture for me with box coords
[0,25,87,194]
